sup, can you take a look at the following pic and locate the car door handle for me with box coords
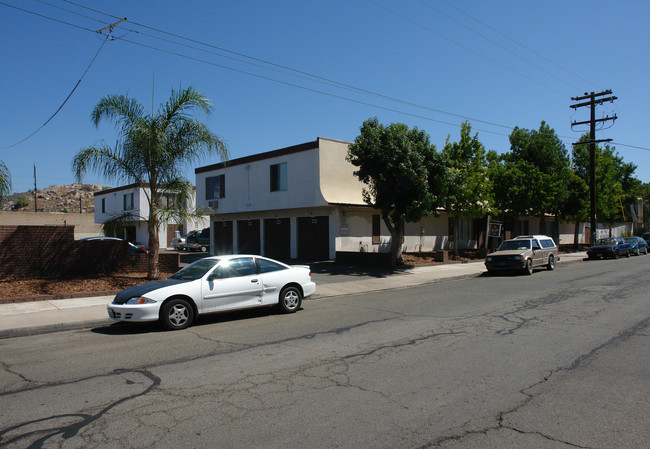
[251,279,258,283]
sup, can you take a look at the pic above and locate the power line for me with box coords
[368,0,568,97]
[0,29,112,149]
[4,0,516,134]
[418,0,582,92]
[60,0,514,131]
[437,0,602,91]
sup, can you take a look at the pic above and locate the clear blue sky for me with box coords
[1,0,648,194]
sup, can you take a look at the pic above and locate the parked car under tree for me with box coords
[586,237,631,260]
[624,236,648,256]
[485,235,559,275]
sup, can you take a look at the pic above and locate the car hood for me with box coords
[487,250,527,257]
[113,278,192,304]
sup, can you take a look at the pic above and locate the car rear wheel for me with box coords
[160,298,194,330]
[524,259,533,275]
[547,254,555,270]
[278,286,302,313]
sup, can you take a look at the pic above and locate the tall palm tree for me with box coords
[73,86,228,279]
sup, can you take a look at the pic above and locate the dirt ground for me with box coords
[0,272,175,301]
[0,252,484,302]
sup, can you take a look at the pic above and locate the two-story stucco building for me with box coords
[194,137,483,261]
[94,183,208,249]
[195,136,633,261]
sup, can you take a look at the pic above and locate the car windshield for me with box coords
[597,238,617,245]
[498,240,531,251]
[625,238,637,244]
[169,258,220,280]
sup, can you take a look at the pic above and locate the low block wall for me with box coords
[0,225,179,278]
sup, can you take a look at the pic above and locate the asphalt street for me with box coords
[0,253,647,448]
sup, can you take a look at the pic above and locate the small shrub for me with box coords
[13,196,29,209]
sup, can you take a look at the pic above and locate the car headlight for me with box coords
[486,257,492,262]
[513,255,523,261]
[125,296,157,305]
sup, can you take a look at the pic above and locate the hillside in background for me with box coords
[1,183,107,213]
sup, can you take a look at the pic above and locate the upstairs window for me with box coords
[206,174,225,199]
[162,194,179,210]
[123,193,134,211]
[270,162,287,191]
[101,198,106,214]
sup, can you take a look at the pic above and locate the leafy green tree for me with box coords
[441,122,492,254]
[347,117,448,268]
[572,136,640,228]
[491,121,570,234]
[73,86,228,279]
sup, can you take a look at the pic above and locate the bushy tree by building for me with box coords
[73,86,228,279]
[441,122,492,254]
[347,117,448,268]
[490,121,570,234]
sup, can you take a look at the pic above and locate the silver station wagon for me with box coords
[485,235,560,275]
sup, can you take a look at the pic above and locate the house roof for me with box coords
[195,137,351,174]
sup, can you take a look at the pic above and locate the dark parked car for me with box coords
[80,236,147,254]
[586,237,631,260]
[625,236,648,256]
[643,232,650,248]
[184,228,210,252]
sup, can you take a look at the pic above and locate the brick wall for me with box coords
[0,225,178,278]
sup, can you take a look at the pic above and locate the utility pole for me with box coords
[570,90,617,245]
[33,164,37,212]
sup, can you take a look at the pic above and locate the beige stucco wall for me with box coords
[0,212,101,239]
[318,138,366,205]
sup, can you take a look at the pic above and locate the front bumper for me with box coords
[107,303,161,322]
[485,258,526,271]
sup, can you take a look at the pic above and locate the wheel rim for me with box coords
[549,256,555,268]
[283,290,300,310]
[168,304,189,327]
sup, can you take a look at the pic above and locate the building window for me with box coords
[123,193,134,211]
[372,214,381,245]
[206,174,225,199]
[162,194,179,210]
[270,162,287,192]
[101,198,105,214]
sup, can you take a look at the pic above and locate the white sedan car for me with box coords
[107,255,316,330]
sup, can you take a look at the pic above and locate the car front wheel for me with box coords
[547,254,555,270]
[160,298,194,330]
[278,286,302,313]
[524,259,533,275]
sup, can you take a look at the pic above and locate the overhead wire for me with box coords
[1,1,645,153]
[367,0,568,97]
[59,0,514,131]
[418,0,581,92]
[437,0,602,91]
[0,28,112,149]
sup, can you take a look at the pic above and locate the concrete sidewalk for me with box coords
[0,252,587,339]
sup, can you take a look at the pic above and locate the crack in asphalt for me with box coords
[417,316,650,448]
[0,369,160,448]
